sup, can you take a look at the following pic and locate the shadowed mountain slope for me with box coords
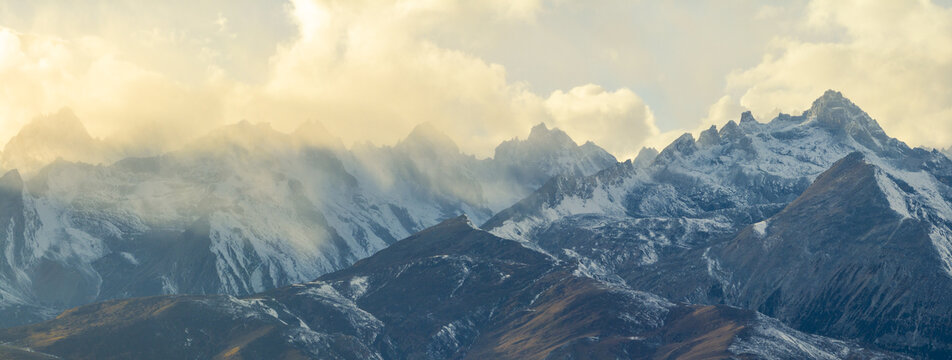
[0,217,899,359]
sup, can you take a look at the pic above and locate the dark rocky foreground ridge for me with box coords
[0,216,901,359]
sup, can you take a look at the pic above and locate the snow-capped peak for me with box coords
[697,125,721,148]
[807,90,855,116]
[632,147,659,168]
[803,90,885,134]
[655,132,696,163]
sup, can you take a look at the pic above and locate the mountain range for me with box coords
[483,90,952,357]
[0,114,615,328]
[0,90,949,358]
[0,217,904,359]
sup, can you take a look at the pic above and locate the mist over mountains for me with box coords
[0,111,616,328]
[0,91,950,359]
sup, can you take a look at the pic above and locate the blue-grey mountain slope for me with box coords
[0,217,902,360]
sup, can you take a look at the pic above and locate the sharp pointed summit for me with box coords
[1,108,116,174]
[400,122,461,154]
[803,90,874,129]
[801,90,898,155]
[526,122,575,146]
[632,147,659,167]
[808,90,857,114]
[528,122,550,136]
[489,123,616,208]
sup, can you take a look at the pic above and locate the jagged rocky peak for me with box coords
[739,110,757,124]
[632,147,659,167]
[1,108,114,174]
[495,123,583,158]
[492,122,616,175]
[718,119,746,142]
[672,133,696,148]
[807,89,859,117]
[802,90,900,155]
[697,125,721,147]
[526,122,576,146]
[580,140,614,161]
[805,90,883,132]
[656,132,697,163]
[399,122,461,155]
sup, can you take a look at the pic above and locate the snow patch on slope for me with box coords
[730,313,893,360]
[865,157,952,277]
[300,282,384,330]
[490,177,634,242]
[930,227,952,278]
[874,170,911,219]
[752,220,769,236]
[119,252,139,266]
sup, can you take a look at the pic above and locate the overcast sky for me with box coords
[1,0,950,159]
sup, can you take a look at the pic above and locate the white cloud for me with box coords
[230,0,659,157]
[544,84,659,159]
[10,0,947,166]
[0,27,226,154]
[700,95,749,129]
[0,0,665,161]
[725,0,952,148]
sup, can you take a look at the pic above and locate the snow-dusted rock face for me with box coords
[483,90,952,357]
[485,123,617,210]
[710,152,952,357]
[486,90,911,242]
[484,91,934,273]
[0,120,617,327]
[0,217,902,359]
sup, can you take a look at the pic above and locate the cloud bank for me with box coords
[0,0,949,166]
[0,0,659,160]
